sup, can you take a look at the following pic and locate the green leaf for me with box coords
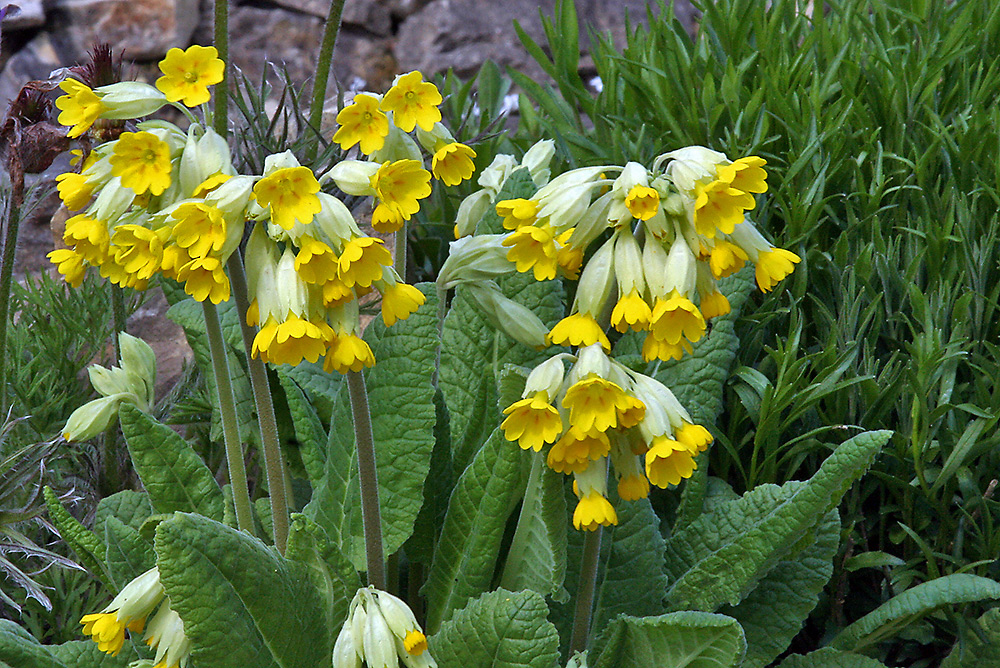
[120,404,225,521]
[665,430,891,612]
[154,512,331,668]
[48,640,135,668]
[721,509,840,668]
[424,427,528,632]
[43,486,111,588]
[590,612,747,668]
[0,620,65,668]
[941,607,1000,668]
[95,490,153,535]
[277,371,327,484]
[777,648,890,668]
[285,514,362,633]
[281,360,342,425]
[304,284,438,569]
[430,589,560,668]
[104,516,155,588]
[499,453,568,602]
[831,574,1000,652]
[404,387,454,566]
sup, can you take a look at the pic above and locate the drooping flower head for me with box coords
[156,45,225,107]
[56,78,107,138]
[432,142,477,186]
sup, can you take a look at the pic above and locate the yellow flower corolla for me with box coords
[48,248,87,287]
[253,166,322,230]
[380,282,426,326]
[333,93,390,154]
[324,334,376,374]
[562,377,637,435]
[546,313,611,352]
[573,490,618,531]
[709,240,748,279]
[111,224,164,281]
[693,179,755,237]
[641,331,691,363]
[80,567,163,657]
[500,393,563,452]
[624,184,660,221]
[322,275,354,306]
[547,429,610,474]
[717,156,768,194]
[502,224,559,281]
[170,202,226,258]
[676,422,713,453]
[110,131,173,196]
[618,473,650,501]
[380,71,442,133]
[253,314,333,365]
[177,255,230,304]
[155,45,225,107]
[370,159,432,222]
[496,199,538,230]
[650,290,706,345]
[699,289,730,320]
[63,214,109,265]
[404,630,428,655]
[611,289,652,333]
[294,236,340,285]
[56,171,95,211]
[555,229,583,280]
[645,435,698,487]
[338,237,393,288]
[56,78,106,138]
[755,247,801,292]
[80,613,145,656]
[432,142,477,186]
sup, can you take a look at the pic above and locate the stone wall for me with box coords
[1,0,698,114]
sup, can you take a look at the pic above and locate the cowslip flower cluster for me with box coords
[80,567,192,668]
[501,344,712,530]
[49,48,434,374]
[334,586,437,668]
[327,71,477,233]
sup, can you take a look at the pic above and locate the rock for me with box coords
[49,0,200,63]
[265,0,391,35]
[1,0,46,30]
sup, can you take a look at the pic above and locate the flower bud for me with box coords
[95,82,169,119]
[438,234,513,289]
[466,282,549,349]
[521,139,555,186]
[326,160,380,196]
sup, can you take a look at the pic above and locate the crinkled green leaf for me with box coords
[48,640,135,668]
[430,589,560,668]
[281,360,342,425]
[941,607,1000,668]
[104,516,155,588]
[591,612,747,668]
[119,404,224,521]
[665,430,891,611]
[424,427,528,632]
[499,453,568,603]
[304,284,438,569]
[0,619,65,668]
[404,387,454,566]
[154,512,331,668]
[831,574,1000,652]
[95,490,153,535]
[722,508,840,668]
[285,514,362,633]
[278,371,327,484]
[43,486,111,588]
[777,648,889,668]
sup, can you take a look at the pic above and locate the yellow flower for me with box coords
[142,600,192,668]
[562,377,635,435]
[624,184,660,221]
[380,71,443,132]
[709,240,748,279]
[324,333,376,373]
[717,155,768,194]
[502,224,559,281]
[501,393,563,452]
[573,490,617,531]
[156,45,225,107]
[555,229,584,280]
[56,171,95,210]
[404,630,428,655]
[699,289,730,319]
[254,166,322,230]
[641,331,691,363]
[547,429,610,474]
[81,567,164,656]
[110,131,173,196]
[322,275,355,306]
[56,78,106,138]
[675,422,713,453]
[111,225,164,281]
[380,281,426,326]
[294,236,339,285]
[693,179,755,237]
[611,289,652,333]
[338,237,392,288]
[546,313,611,352]
[370,159,432,222]
[333,93,390,154]
[63,214,109,265]
[617,473,650,501]
[170,202,227,258]
[177,255,230,304]
[645,435,697,487]
[252,314,333,365]
[649,290,706,346]
[432,142,477,186]
[755,247,801,292]
[372,203,406,234]
[495,198,538,230]
[48,248,87,288]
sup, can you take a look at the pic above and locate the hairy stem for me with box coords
[569,527,603,655]
[308,0,348,147]
[394,227,408,280]
[201,300,254,534]
[0,178,22,415]
[212,0,229,137]
[226,252,289,553]
[347,369,385,588]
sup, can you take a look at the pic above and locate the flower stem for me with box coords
[569,526,603,655]
[100,286,128,495]
[226,252,290,553]
[394,226,408,279]
[0,177,22,415]
[308,0,347,146]
[212,0,229,137]
[347,369,385,588]
[201,300,254,534]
